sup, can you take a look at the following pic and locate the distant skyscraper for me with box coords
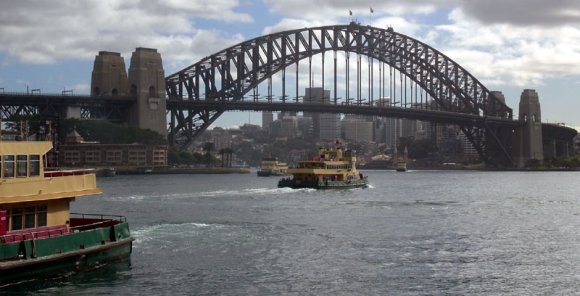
[342,114,373,142]
[262,111,273,132]
[304,87,340,141]
[374,97,401,149]
[279,116,299,139]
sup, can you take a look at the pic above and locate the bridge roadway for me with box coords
[0,92,134,120]
[165,99,523,128]
[1,92,576,139]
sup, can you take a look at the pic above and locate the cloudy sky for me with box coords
[1,0,579,129]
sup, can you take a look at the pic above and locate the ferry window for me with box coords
[17,155,28,177]
[3,155,14,178]
[29,155,40,176]
[11,208,23,230]
[36,206,47,227]
[24,207,35,228]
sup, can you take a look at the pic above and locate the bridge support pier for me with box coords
[127,48,167,137]
[91,51,129,96]
[513,89,543,168]
[91,48,167,137]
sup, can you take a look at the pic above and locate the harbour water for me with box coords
[4,170,580,295]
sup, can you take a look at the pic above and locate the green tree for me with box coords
[224,147,234,167]
[218,148,226,167]
[203,142,215,167]
[61,119,166,145]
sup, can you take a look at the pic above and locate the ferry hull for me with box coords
[278,177,368,189]
[0,222,133,285]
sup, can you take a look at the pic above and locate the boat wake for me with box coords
[133,222,214,246]
[107,187,314,202]
[197,187,299,198]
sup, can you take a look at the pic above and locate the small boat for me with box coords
[394,146,408,172]
[278,143,368,189]
[95,167,116,177]
[395,160,407,172]
[0,140,134,285]
[257,157,288,177]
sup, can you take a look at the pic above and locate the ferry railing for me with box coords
[70,213,127,222]
[69,213,127,232]
[44,168,96,177]
[0,225,69,243]
[0,213,127,244]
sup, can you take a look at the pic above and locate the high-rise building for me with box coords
[342,115,373,142]
[304,87,340,141]
[374,97,402,149]
[262,111,273,132]
[458,131,478,160]
[278,116,299,139]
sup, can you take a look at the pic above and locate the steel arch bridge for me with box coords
[165,22,516,166]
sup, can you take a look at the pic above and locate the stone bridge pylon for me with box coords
[91,48,167,136]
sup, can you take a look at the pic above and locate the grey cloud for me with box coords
[460,0,580,26]
[0,1,251,64]
[264,0,452,19]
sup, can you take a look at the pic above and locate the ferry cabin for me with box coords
[0,141,101,241]
[288,148,361,183]
[259,158,288,174]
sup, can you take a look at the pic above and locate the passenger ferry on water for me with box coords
[257,157,288,177]
[278,143,368,189]
[0,140,134,285]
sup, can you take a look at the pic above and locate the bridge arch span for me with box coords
[165,23,515,166]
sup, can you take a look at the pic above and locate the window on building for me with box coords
[36,206,47,227]
[64,151,81,165]
[128,150,147,165]
[85,150,101,164]
[24,207,35,228]
[17,155,28,177]
[9,205,48,231]
[11,208,23,230]
[106,150,123,164]
[3,155,14,178]
[152,149,167,165]
[29,155,40,176]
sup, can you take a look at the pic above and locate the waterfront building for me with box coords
[457,131,479,160]
[59,143,168,168]
[59,129,167,168]
[211,128,232,152]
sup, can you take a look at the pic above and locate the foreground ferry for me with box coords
[0,141,134,285]
[278,144,368,189]
[257,157,288,177]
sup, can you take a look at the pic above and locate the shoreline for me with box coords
[95,166,251,176]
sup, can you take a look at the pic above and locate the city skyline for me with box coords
[1,1,579,130]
